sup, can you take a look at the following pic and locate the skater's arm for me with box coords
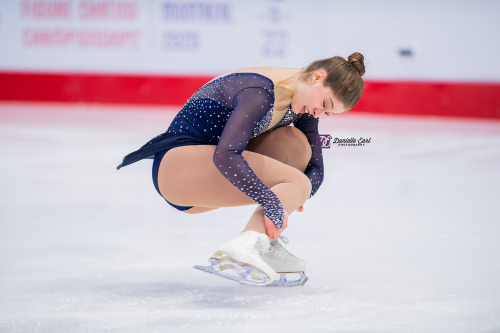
[293,114,324,197]
[213,87,285,228]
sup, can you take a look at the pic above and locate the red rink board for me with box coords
[1,71,499,119]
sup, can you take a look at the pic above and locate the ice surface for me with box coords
[1,103,500,333]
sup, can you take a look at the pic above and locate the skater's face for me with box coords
[291,70,345,118]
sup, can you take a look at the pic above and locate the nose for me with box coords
[313,108,325,118]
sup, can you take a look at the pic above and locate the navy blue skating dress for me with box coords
[117,73,324,228]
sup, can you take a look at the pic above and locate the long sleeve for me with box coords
[213,87,285,228]
[293,114,324,197]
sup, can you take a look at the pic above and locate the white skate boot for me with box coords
[194,231,280,286]
[262,236,308,286]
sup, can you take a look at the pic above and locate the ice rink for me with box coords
[1,102,500,333]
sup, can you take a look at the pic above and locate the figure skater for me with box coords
[117,52,365,286]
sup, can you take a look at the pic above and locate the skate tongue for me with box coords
[242,231,271,253]
[256,233,271,252]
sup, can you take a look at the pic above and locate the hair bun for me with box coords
[347,52,365,77]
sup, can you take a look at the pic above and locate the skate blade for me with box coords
[268,272,308,287]
[194,252,271,287]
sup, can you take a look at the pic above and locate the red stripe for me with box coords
[0,71,211,106]
[352,80,500,119]
[1,72,499,119]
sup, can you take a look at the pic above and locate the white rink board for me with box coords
[1,104,500,332]
[0,0,499,81]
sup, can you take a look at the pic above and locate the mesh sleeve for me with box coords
[213,87,285,228]
[293,114,324,197]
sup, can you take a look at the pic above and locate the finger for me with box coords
[264,212,289,240]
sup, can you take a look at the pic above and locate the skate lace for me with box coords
[270,236,297,260]
[278,236,289,244]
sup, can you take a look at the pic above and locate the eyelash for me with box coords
[323,102,331,116]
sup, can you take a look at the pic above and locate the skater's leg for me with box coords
[158,144,311,211]
[177,127,312,215]
[242,126,313,233]
[169,127,311,215]
[245,126,312,173]
[157,144,312,231]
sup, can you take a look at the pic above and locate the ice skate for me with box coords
[262,236,308,286]
[194,231,280,286]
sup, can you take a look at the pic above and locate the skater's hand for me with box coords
[296,206,304,213]
[264,211,289,240]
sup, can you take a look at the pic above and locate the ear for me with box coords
[311,70,327,84]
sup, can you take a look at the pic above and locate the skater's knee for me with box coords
[290,128,312,173]
[291,169,312,202]
[276,127,310,153]
[275,127,312,171]
[246,127,312,171]
[286,127,312,157]
[299,172,313,201]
